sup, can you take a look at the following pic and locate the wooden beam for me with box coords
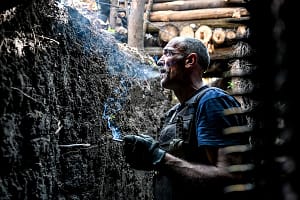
[153,0,185,3]
[149,7,249,22]
[153,0,247,3]
[151,0,238,12]
[144,44,251,60]
[146,17,250,32]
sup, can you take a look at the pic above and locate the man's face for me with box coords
[157,41,186,90]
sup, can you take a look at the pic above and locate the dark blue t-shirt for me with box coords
[195,87,246,147]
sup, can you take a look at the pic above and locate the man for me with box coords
[123,37,251,200]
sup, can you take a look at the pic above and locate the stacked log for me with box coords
[144,0,252,94]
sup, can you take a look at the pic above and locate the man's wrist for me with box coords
[153,150,167,170]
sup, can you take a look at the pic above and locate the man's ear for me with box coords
[185,53,197,67]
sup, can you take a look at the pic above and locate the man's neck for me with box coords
[174,82,205,103]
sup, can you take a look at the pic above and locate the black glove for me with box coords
[168,138,184,157]
[123,134,166,170]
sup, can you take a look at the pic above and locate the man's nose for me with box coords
[157,57,165,67]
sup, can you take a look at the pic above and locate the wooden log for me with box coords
[144,47,163,56]
[153,0,246,4]
[109,0,118,28]
[222,27,250,46]
[195,25,212,46]
[207,43,215,54]
[144,33,160,47]
[153,0,183,3]
[213,29,237,47]
[180,25,195,38]
[209,26,249,47]
[211,46,236,60]
[146,25,249,48]
[151,0,232,12]
[147,17,250,32]
[158,24,180,44]
[236,25,248,38]
[224,0,248,3]
[144,44,250,60]
[127,0,146,49]
[203,77,229,90]
[226,30,236,40]
[149,7,249,22]
[204,59,231,76]
[143,0,154,35]
[212,28,226,44]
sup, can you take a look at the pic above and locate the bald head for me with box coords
[166,37,210,71]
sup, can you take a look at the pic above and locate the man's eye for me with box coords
[167,52,174,56]
[164,50,174,57]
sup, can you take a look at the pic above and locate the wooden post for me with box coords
[128,0,147,49]
[109,0,118,29]
[143,0,154,35]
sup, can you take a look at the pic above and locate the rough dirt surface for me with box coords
[0,0,173,199]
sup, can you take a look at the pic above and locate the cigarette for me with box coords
[112,138,123,142]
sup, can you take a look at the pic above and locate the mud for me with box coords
[0,1,173,199]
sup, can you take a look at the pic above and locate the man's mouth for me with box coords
[160,68,167,74]
[160,68,168,79]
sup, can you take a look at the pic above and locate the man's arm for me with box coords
[122,134,249,189]
[158,147,237,188]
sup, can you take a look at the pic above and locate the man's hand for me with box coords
[123,134,166,170]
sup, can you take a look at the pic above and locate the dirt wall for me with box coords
[0,1,173,199]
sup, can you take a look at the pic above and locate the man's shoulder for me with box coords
[198,87,241,109]
[200,86,231,100]
[203,86,228,95]
[192,86,228,103]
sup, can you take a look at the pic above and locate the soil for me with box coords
[0,0,174,199]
